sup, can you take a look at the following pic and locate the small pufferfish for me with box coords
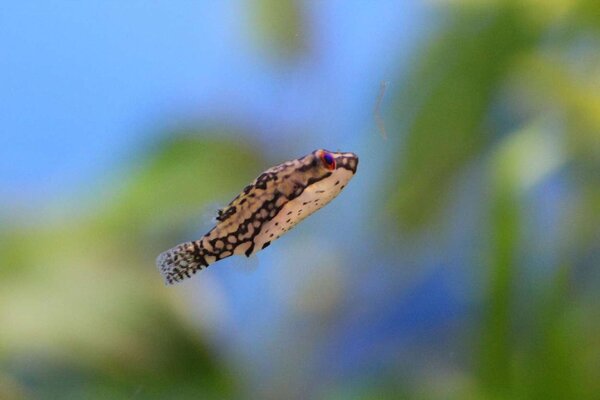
[157,149,359,284]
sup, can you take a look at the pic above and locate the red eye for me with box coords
[320,151,336,170]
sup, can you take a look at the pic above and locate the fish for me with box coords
[156,149,359,284]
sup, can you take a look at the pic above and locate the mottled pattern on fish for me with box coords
[157,149,358,284]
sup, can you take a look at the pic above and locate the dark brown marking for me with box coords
[298,156,318,172]
[245,242,255,257]
[306,173,331,187]
[216,206,237,222]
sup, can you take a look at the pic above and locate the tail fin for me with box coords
[156,240,210,285]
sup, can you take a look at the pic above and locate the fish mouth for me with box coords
[340,152,358,174]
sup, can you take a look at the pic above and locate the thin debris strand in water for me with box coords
[374,80,389,140]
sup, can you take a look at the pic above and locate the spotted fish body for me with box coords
[157,149,358,284]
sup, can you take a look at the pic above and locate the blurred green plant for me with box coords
[388,0,600,398]
[0,132,263,399]
[390,4,538,229]
[249,0,306,59]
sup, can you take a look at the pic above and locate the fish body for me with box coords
[157,149,358,284]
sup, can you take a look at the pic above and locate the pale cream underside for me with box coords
[250,168,354,254]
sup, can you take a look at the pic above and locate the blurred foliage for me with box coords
[0,133,263,399]
[389,0,600,398]
[390,4,538,228]
[3,1,600,399]
[249,0,306,59]
[99,133,262,243]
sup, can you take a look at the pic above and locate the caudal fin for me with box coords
[156,240,210,285]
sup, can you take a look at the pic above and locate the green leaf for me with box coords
[388,5,538,229]
[0,132,261,399]
[102,131,263,238]
[250,0,306,59]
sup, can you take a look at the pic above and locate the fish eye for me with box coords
[320,151,336,170]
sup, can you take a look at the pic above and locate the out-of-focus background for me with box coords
[2,1,600,399]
